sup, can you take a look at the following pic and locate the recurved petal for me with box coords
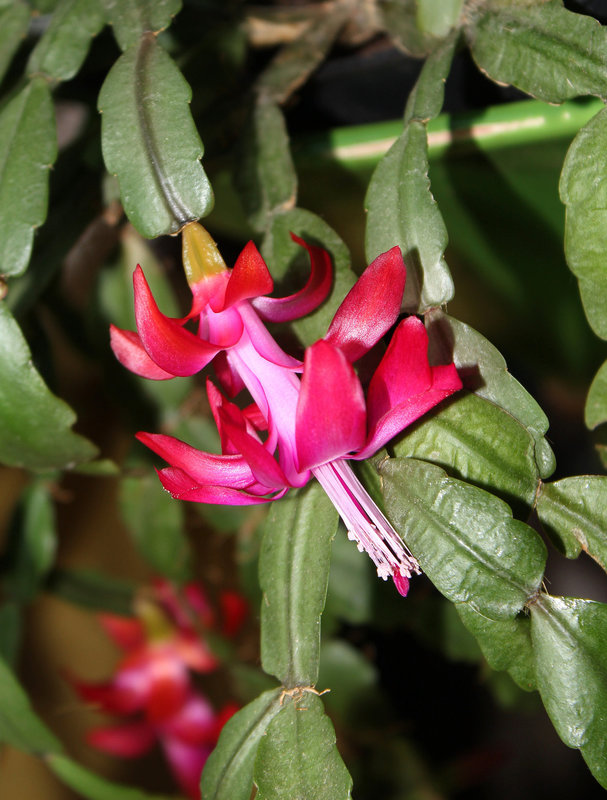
[251,234,332,322]
[211,241,273,312]
[157,466,280,505]
[109,326,176,380]
[295,340,366,471]
[136,432,255,488]
[133,266,219,376]
[324,246,406,362]
[358,316,461,457]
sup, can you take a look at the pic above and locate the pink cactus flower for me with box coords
[111,225,461,596]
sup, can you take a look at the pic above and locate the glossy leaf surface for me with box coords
[259,482,338,686]
[254,693,352,800]
[380,458,546,619]
[98,36,212,238]
[0,79,57,278]
[200,688,282,800]
[0,304,97,471]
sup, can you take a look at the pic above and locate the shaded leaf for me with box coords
[0,79,57,278]
[254,693,352,800]
[234,100,297,232]
[0,655,62,754]
[318,640,379,724]
[200,688,282,800]
[100,0,181,51]
[380,458,547,619]
[262,207,355,347]
[586,359,607,430]
[392,391,541,508]
[426,310,555,478]
[324,526,373,631]
[366,122,453,313]
[0,602,20,665]
[98,36,212,238]
[0,2,30,85]
[457,604,536,691]
[120,472,192,583]
[45,568,135,616]
[259,482,338,687]
[47,754,174,800]
[0,303,97,471]
[530,594,607,788]
[378,0,439,57]
[27,0,105,82]
[537,476,607,567]
[560,106,607,339]
[467,2,607,103]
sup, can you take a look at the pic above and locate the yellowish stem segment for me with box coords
[182,222,227,285]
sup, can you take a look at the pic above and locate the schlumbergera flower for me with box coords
[111,224,462,596]
[71,579,243,799]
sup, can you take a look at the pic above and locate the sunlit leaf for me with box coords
[200,688,282,800]
[393,391,541,508]
[560,106,607,339]
[47,754,174,800]
[0,2,30,85]
[254,693,352,800]
[120,472,192,583]
[0,304,97,471]
[467,2,607,103]
[0,79,57,278]
[98,36,212,238]
[259,482,338,686]
[586,359,607,430]
[426,310,555,478]
[457,603,536,691]
[0,655,62,754]
[27,0,105,82]
[537,476,607,567]
[380,458,546,619]
[530,594,607,788]
[100,0,181,51]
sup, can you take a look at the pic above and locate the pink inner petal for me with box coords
[218,408,289,489]
[324,246,406,362]
[295,340,366,472]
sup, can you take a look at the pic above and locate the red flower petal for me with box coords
[359,317,461,457]
[98,614,145,651]
[211,240,273,311]
[133,266,219,376]
[324,246,406,362]
[109,326,175,380]
[220,591,248,637]
[295,340,366,471]
[157,466,280,505]
[252,234,332,322]
[88,721,155,758]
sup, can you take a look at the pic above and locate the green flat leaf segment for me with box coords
[560,106,607,339]
[380,458,546,620]
[468,2,607,104]
[101,0,181,51]
[0,79,57,278]
[530,595,607,788]
[254,693,352,800]
[0,303,97,471]
[98,35,213,238]
[0,2,30,86]
[201,688,283,800]
[27,0,105,82]
[585,358,607,430]
[537,476,607,567]
[47,754,175,800]
[0,655,62,754]
[259,482,338,687]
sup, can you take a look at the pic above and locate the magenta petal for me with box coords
[88,722,155,758]
[136,432,255,488]
[324,246,406,362]
[162,736,211,800]
[163,693,216,744]
[211,241,273,312]
[218,408,289,489]
[133,266,219,376]
[296,340,366,471]
[251,234,332,322]
[109,326,175,380]
[157,467,278,505]
[359,317,462,457]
